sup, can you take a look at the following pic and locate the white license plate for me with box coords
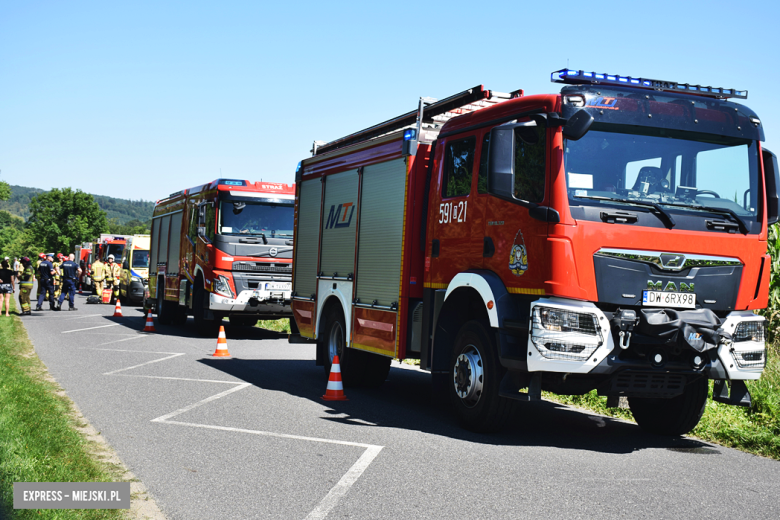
[642,291,696,309]
[265,282,291,291]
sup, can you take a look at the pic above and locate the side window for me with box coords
[514,126,546,203]
[205,205,216,242]
[442,137,476,198]
[477,132,490,194]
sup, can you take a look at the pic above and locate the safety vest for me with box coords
[110,262,121,280]
[105,262,117,281]
[20,266,34,286]
[92,261,106,281]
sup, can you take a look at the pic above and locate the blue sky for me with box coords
[1,0,778,201]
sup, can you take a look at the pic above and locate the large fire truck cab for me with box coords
[292,69,777,435]
[148,179,295,336]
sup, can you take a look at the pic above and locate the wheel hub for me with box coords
[453,346,484,407]
[328,321,344,363]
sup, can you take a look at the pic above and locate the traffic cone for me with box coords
[113,300,123,317]
[142,311,156,332]
[212,326,230,357]
[322,356,348,401]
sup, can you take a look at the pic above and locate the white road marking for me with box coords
[96,335,152,346]
[89,348,384,519]
[62,324,121,334]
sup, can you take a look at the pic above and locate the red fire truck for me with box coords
[291,69,778,435]
[95,234,130,262]
[148,179,295,335]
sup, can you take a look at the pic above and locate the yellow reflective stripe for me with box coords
[507,287,545,295]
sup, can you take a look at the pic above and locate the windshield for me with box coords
[564,125,760,223]
[132,250,149,269]
[106,244,124,261]
[218,201,294,237]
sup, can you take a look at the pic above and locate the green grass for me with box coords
[0,300,126,519]
[545,344,780,459]
[255,318,292,333]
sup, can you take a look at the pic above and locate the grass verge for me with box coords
[0,300,127,519]
[255,318,292,333]
[545,344,780,460]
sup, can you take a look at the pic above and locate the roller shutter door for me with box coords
[355,158,406,307]
[293,179,322,298]
[158,215,171,267]
[320,169,359,278]
[150,218,161,272]
[167,211,183,274]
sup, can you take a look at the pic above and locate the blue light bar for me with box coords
[403,129,417,141]
[551,68,747,100]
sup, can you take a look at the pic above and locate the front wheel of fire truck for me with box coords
[628,376,709,436]
[448,320,516,433]
[193,281,220,337]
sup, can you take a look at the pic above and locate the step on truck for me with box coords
[147,179,296,336]
[290,68,778,435]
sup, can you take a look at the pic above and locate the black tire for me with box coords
[319,304,351,378]
[172,305,188,326]
[193,281,220,337]
[448,320,516,433]
[628,377,708,436]
[157,283,173,325]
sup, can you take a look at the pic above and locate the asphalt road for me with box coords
[20,291,780,519]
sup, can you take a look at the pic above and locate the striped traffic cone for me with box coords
[142,311,156,332]
[322,356,348,401]
[212,326,230,357]
[113,300,123,317]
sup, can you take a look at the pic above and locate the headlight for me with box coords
[131,276,143,284]
[733,321,765,343]
[532,306,603,361]
[213,275,234,298]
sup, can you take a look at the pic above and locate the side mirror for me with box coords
[197,205,207,226]
[197,226,206,238]
[487,125,516,202]
[123,260,129,269]
[763,148,779,225]
[562,110,594,141]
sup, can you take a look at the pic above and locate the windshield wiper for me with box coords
[688,204,750,234]
[573,195,676,229]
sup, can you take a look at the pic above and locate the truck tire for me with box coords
[193,282,219,337]
[172,305,188,326]
[448,320,516,433]
[157,283,174,325]
[628,376,708,436]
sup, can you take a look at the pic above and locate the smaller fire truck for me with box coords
[291,69,777,435]
[147,179,295,335]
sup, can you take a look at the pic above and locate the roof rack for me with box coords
[312,85,516,156]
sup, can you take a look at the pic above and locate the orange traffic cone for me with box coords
[212,326,230,357]
[322,356,348,401]
[113,300,123,317]
[142,311,156,332]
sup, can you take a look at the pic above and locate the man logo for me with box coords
[269,248,278,257]
[659,253,686,270]
[325,202,355,229]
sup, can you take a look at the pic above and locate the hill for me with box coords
[0,185,155,225]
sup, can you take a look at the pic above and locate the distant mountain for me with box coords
[0,185,155,224]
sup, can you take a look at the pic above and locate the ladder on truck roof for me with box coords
[312,85,518,156]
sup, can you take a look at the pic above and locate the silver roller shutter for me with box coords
[293,179,322,297]
[320,169,359,278]
[158,215,171,267]
[167,211,183,274]
[150,218,161,272]
[355,158,406,307]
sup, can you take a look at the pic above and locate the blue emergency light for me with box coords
[552,68,747,100]
[403,129,417,141]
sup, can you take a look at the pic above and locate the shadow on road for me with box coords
[197,355,716,456]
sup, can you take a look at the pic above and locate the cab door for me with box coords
[427,132,487,286]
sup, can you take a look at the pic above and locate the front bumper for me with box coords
[209,289,291,315]
[526,297,766,381]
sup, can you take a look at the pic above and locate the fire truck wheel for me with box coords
[157,285,174,325]
[193,282,219,336]
[448,320,516,433]
[320,304,350,377]
[628,376,708,436]
[172,306,188,326]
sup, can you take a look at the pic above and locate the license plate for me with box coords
[265,282,291,291]
[642,291,696,309]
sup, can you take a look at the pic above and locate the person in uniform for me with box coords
[35,254,56,311]
[91,256,107,300]
[57,254,81,311]
[105,254,121,303]
[53,253,64,300]
[18,257,34,315]
[35,253,45,299]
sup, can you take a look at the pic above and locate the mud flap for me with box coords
[713,379,752,407]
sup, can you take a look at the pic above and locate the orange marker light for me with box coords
[487,300,494,310]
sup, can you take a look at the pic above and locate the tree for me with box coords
[107,218,150,235]
[0,181,10,202]
[26,188,109,254]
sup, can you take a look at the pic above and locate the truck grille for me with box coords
[233,262,292,274]
[609,371,686,398]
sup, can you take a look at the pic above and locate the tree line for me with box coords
[0,180,151,259]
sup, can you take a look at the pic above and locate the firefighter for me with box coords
[105,254,121,303]
[18,257,34,315]
[91,256,107,300]
[35,253,45,298]
[56,254,81,311]
[53,253,64,300]
[35,254,56,311]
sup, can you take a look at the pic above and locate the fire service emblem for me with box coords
[509,229,528,276]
